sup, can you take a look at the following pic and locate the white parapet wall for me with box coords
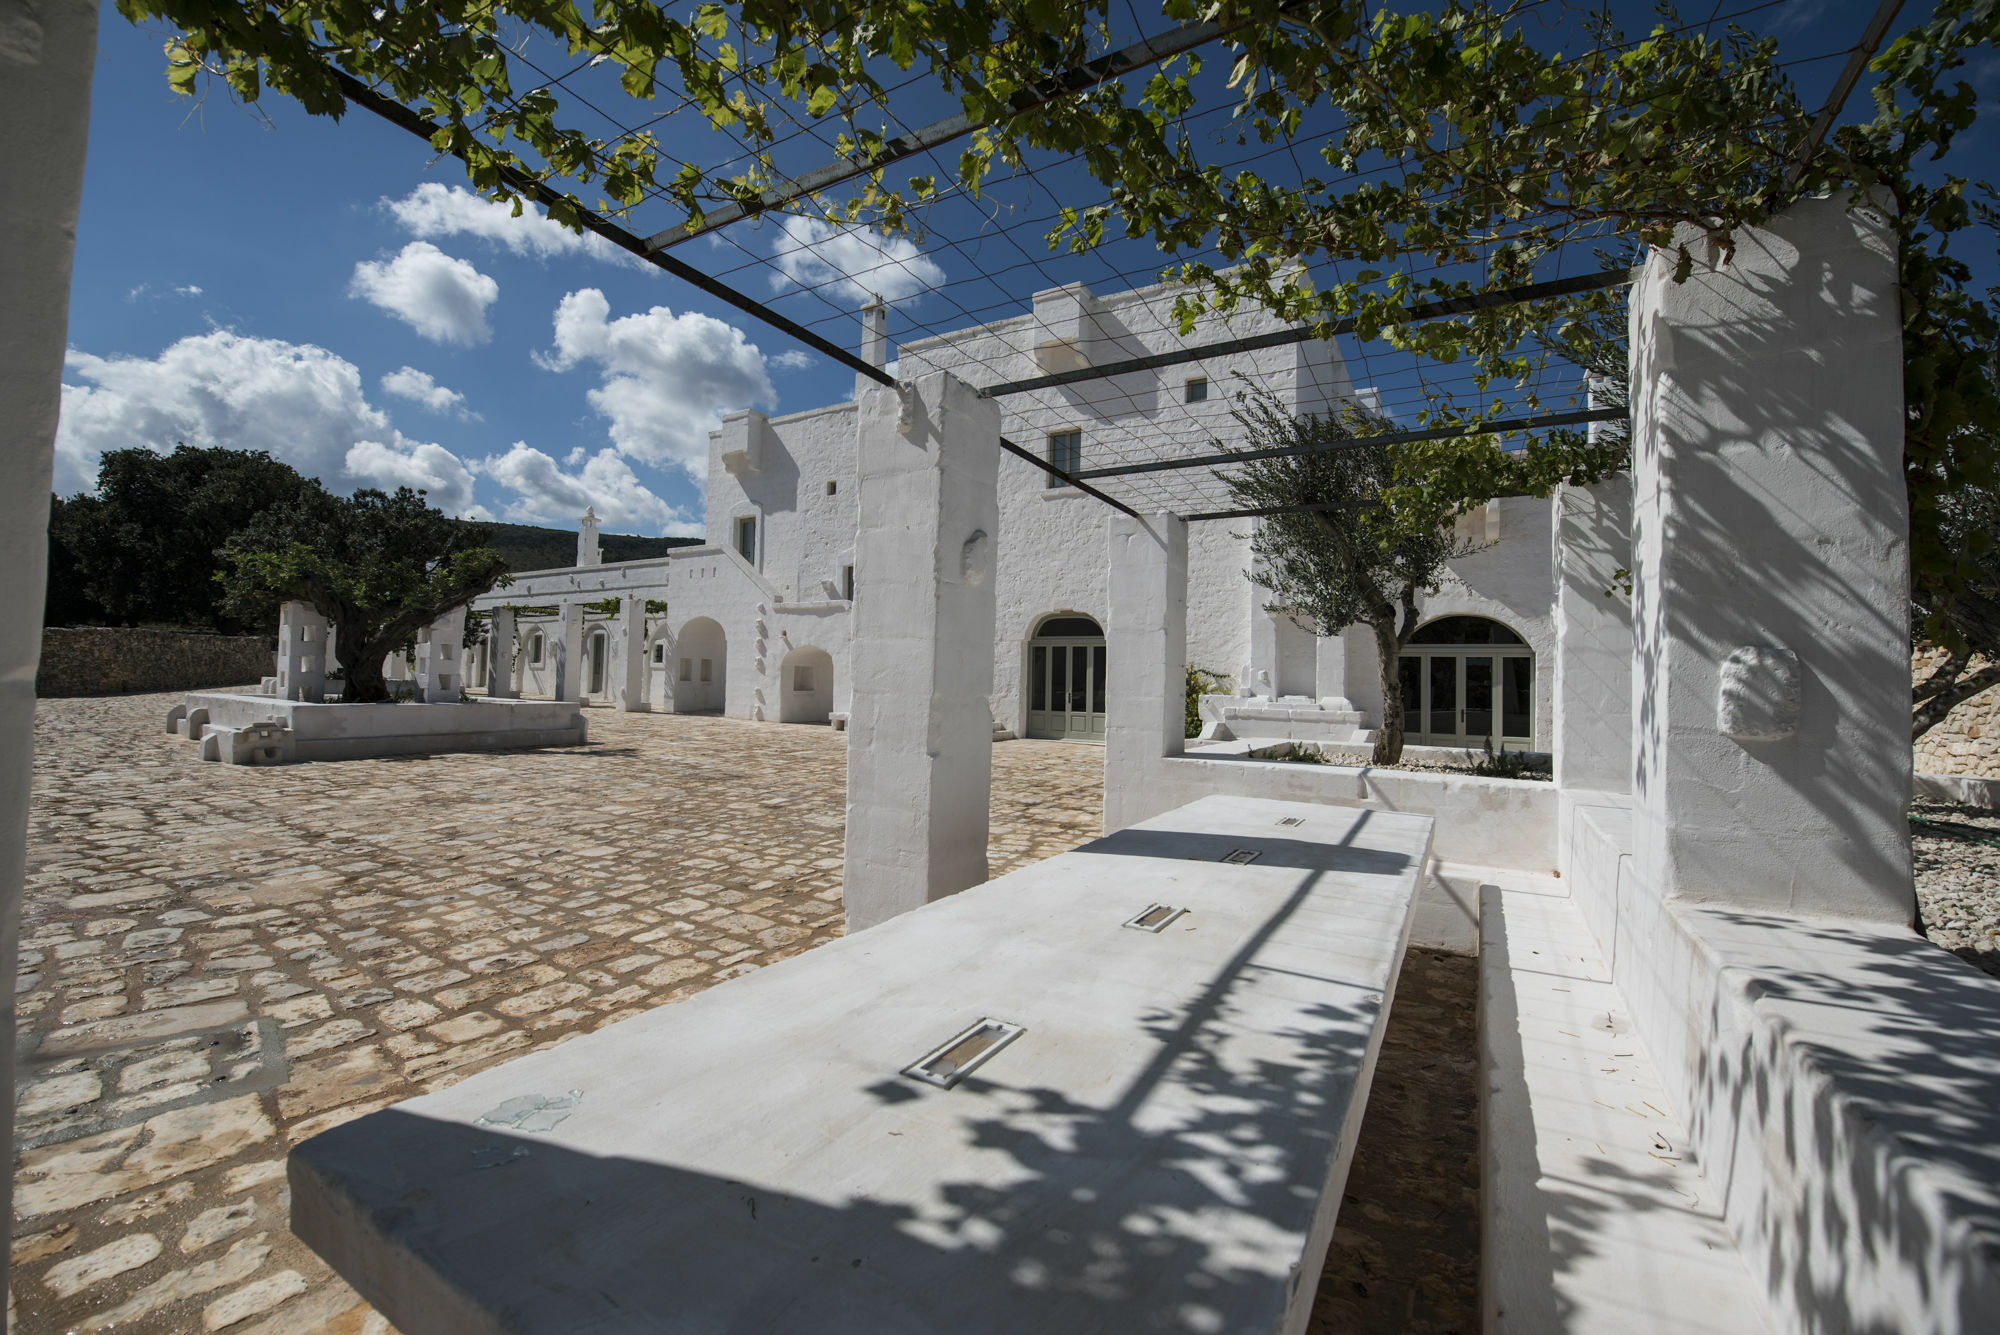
[169,692,586,764]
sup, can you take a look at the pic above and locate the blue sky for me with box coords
[60,2,1998,536]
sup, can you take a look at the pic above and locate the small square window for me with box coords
[1185,376,1208,403]
[680,657,692,681]
[825,480,838,496]
[793,665,815,692]
[699,658,713,682]
[1046,429,1081,488]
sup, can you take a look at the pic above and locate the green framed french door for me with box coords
[1027,636,1107,741]
[1396,650,1535,750]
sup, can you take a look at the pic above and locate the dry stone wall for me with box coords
[37,627,274,698]
[1914,646,2000,777]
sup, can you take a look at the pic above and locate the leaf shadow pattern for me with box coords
[294,819,1426,1333]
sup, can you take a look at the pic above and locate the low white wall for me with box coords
[1564,799,2000,1335]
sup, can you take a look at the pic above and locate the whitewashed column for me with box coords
[485,608,517,698]
[551,602,584,703]
[617,597,649,712]
[1629,194,1911,923]
[1,0,102,1300]
[842,372,1000,932]
[1104,511,1188,834]
[1552,480,1633,793]
[275,600,329,702]
[415,608,466,703]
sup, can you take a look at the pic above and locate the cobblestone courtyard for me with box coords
[12,693,1106,1333]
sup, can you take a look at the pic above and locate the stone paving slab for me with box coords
[13,692,1103,1334]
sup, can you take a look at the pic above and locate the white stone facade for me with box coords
[470,276,1564,747]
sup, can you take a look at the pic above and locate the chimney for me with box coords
[577,506,602,568]
[860,297,889,370]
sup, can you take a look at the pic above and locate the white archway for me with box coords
[779,645,834,724]
[672,617,727,713]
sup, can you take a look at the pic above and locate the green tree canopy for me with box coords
[220,485,512,703]
[48,444,313,632]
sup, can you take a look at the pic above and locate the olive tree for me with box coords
[220,485,511,703]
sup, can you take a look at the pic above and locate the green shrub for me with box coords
[1185,665,1232,738]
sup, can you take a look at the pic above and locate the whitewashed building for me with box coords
[470,278,1558,750]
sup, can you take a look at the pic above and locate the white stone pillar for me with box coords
[552,602,584,703]
[2,0,101,1298]
[415,608,466,703]
[842,372,1000,932]
[1552,480,1633,793]
[1629,194,1911,923]
[485,608,517,699]
[275,600,329,702]
[617,597,649,712]
[1105,512,1188,834]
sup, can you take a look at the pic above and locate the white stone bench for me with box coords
[290,794,1432,1334]
[1479,876,1774,1333]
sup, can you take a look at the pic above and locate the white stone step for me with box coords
[1480,880,1774,1334]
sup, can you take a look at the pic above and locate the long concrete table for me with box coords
[290,794,1433,1334]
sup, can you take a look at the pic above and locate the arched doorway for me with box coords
[586,628,609,697]
[672,617,726,713]
[1027,613,1106,742]
[1396,616,1535,750]
[779,646,834,724]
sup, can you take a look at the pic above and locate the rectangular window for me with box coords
[700,658,713,682]
[680,657,692,681]
[1185,376,1208,403]
[653,643,666,664]
[825,480,838,496]
[842,565,855,601]
[734,515,757,563]
[793,664,815,692]
[529,635,543,666]
[1046,429,1082,488]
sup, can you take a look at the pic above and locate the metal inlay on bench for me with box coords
[1123,903,1188,933]
[901,1018,1025,1090]
[1221,848,1262,864]
[1277,815,1306,827]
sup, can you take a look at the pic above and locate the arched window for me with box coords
[1407,616,1526,646]
[1397,617,1535,749]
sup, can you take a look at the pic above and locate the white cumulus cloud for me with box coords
[476,442,697,535]
[771,350,814,371]
[769,216,943,306]
[536,288,774,474]
[54,330,483,515]
[383,183,644,269]
[350,241,499,345]
[345,439,479,515]
[380,365,477,419]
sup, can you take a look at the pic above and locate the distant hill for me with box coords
[473,521,704,574]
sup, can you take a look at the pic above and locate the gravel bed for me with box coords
[1912,799,2000,980]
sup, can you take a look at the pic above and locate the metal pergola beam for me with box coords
[1780,0,1908,201]
[1072,406,1627,481]
[980,267,1642,399]
[643,18,1241,252]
